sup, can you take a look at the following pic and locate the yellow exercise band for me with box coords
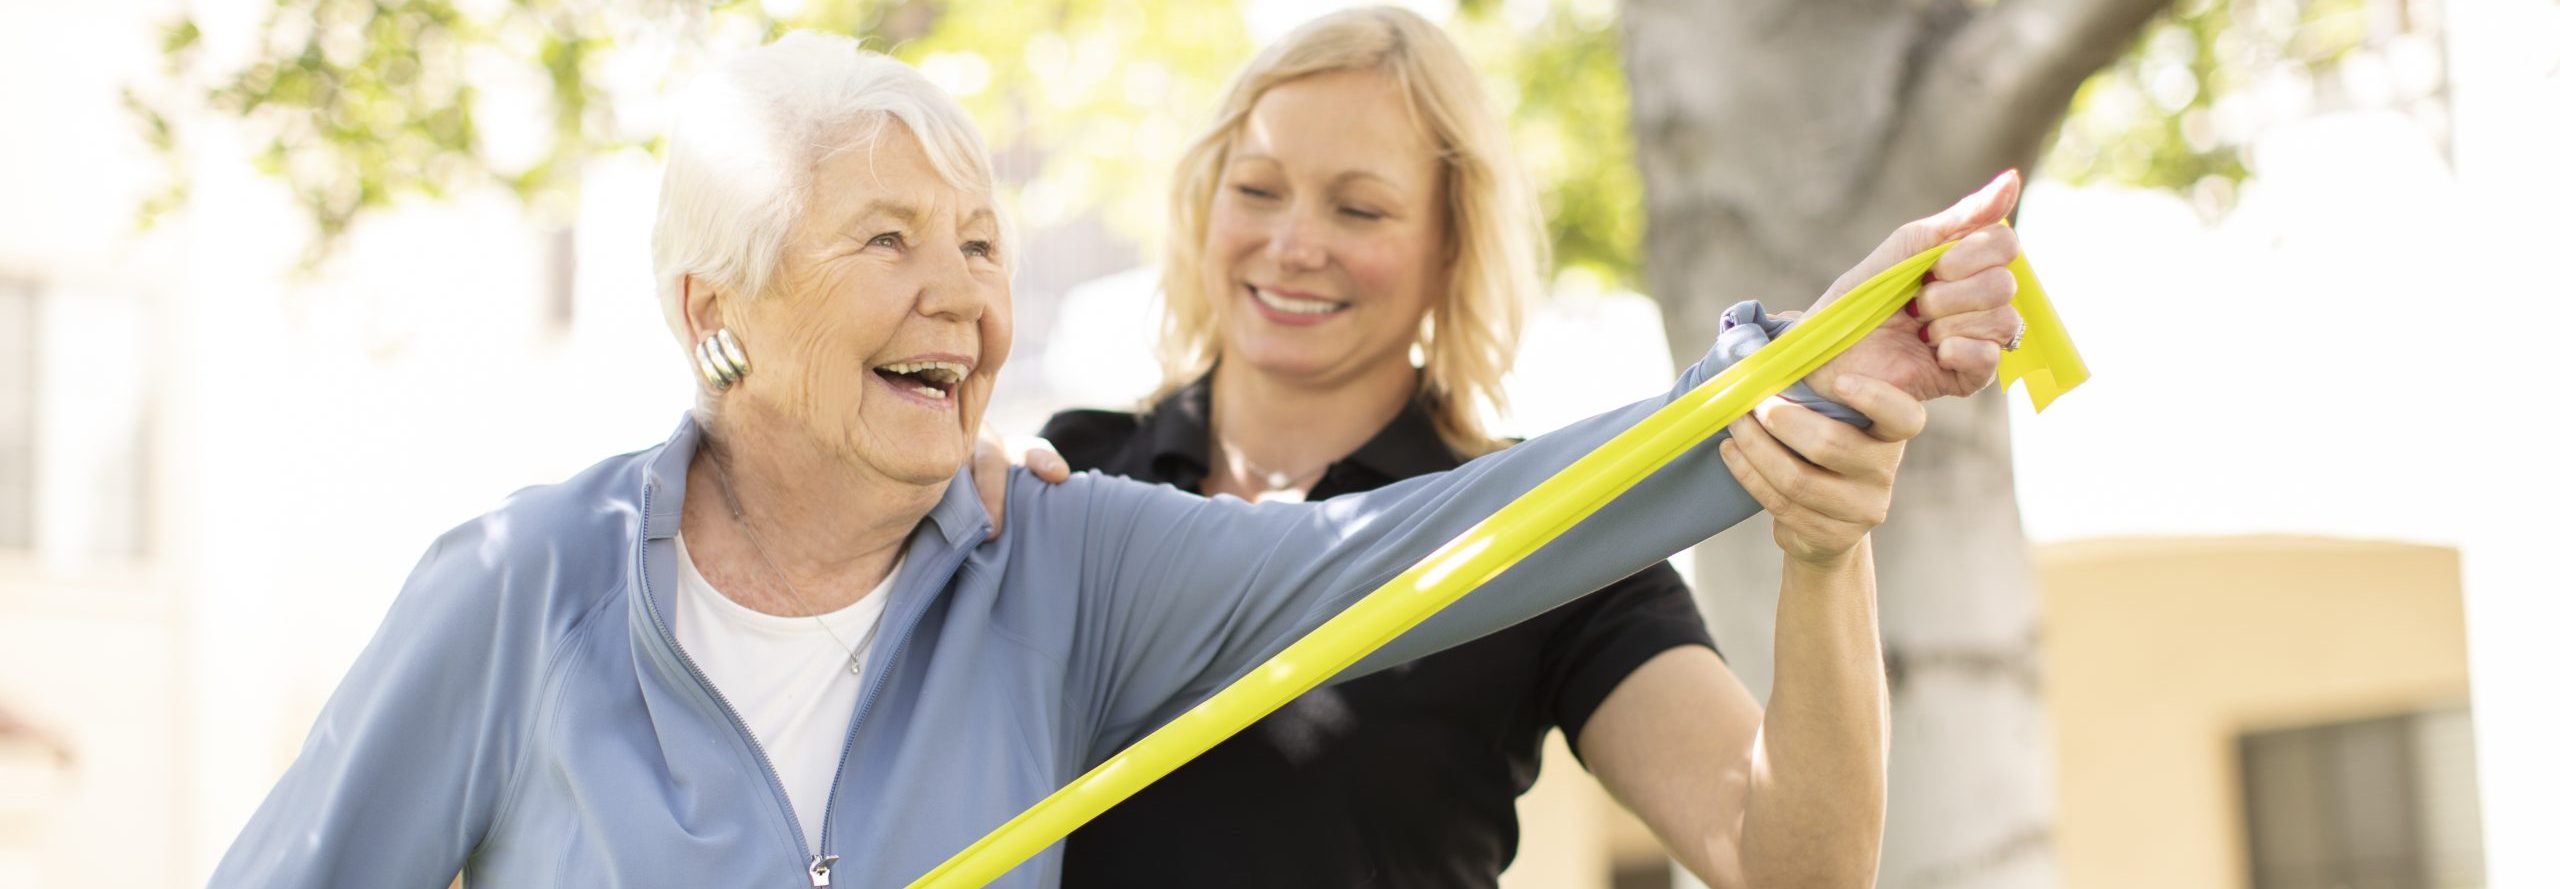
[907,244,2086,888]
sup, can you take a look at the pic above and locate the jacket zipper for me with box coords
[813,526,987,885]
[641,480,990,888]
[636,482,830,887]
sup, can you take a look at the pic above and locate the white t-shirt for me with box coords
[673,534,898,847]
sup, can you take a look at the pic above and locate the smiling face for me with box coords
[1203,68,1449,390]
[721,120,1012,486]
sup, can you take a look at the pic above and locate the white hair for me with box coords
[651,31,1012,341]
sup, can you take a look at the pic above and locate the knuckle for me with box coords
[1773,467,1812,501]
[1765,495,1798,518]
[1853,499,1890,528]
[1801,433,1846,470]
[1985,223,2019,251]
[1985,267,2018,302]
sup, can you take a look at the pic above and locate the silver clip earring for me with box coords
[697,328,751,390]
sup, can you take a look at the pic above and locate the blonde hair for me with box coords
[1152,6,1543,457]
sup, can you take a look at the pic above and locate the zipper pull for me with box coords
[808,853,839,888]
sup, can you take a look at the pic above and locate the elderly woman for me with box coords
[212,32,2024,889]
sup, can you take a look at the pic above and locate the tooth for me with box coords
[1256,289,1340,314]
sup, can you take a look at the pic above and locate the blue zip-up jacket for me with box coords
[211,303,1849,888]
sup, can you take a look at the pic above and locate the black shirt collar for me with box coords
[1138,371,1463,496]
[1138,375,1215,489]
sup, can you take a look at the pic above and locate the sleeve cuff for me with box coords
[1716,300,1872,429]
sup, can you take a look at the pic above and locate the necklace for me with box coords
[708,453,888,677]
[1214,434,1325,492]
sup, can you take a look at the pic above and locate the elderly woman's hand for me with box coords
[1806,171,2029,405]
[973,427,1071,539]
[1718,373,1924,567]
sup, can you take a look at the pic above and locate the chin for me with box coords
[861,456,957,489]
[880,437,969,485]
[1231,339,1342,380]
[835,421,964,487]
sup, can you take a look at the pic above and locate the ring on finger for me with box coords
[2003,318,2027,352]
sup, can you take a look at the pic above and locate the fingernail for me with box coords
[1918,326,1933,345]
[1904,300,1922,318]
[1921,270,1937,284]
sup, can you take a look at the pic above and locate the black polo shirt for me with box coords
[1040,376,1716,888]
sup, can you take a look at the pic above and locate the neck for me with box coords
[680,406,939,615]
[1205,357,1417,499]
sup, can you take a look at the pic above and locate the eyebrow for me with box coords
[1229,153,1406,196]
[851,200,924,226]
[844,200,994,238]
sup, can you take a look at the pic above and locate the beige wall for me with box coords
[1507,732,1678,889]
[0,572,182,889]
[2038,535,2469,889]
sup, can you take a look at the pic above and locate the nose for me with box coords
[1268,205,1328,274]
[915,240,989,325]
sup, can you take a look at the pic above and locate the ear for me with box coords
[681,274,728,344]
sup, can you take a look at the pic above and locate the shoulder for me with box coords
[1001,461,1211,546]
[1037,408,1141,472]
[1540,562,1704,638]
[396,448,647,644]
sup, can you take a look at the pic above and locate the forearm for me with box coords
[1740,539,1889,887]
[1075,302,1869,735]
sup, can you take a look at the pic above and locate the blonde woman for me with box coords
[1029,8,2027,887]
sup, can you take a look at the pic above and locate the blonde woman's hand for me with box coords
[1718,374,1925,567]
[971,427,1071,540]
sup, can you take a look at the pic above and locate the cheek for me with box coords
[786,314,866,416]
[1202,201,1263,280]
[780,276,891,407]
[1339,235,1438,318]
[979,286,1016,378]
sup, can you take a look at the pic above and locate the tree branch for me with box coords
[1939,0,2180,170]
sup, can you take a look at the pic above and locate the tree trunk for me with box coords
[1619,0,2169,885]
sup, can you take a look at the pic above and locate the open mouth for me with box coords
[872,360,969,401]
[1248,285,1348,318]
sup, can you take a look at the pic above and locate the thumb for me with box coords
[1905,169,2021,251]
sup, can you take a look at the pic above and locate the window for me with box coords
[0,280,33,551]
[0,280,151,565]
[544,225,576,331]
[2240,708,2485,889]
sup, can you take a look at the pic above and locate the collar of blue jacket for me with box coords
[209,300,1845,889]
[637,413,994,551]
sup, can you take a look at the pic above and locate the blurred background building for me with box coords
[1,0,2552,887]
